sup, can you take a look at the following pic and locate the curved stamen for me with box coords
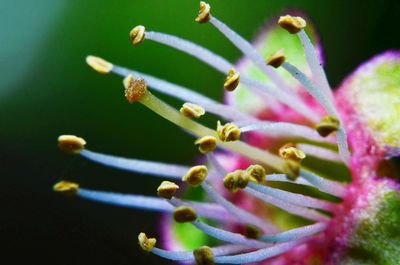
[297,143,341,162]
[80,149,189,179]
[77,188,233,222]
[266,173,315,187]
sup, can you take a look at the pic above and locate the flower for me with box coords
[54,2,400,264]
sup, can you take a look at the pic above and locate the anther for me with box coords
[266,50,286,68]
[195,136,217,154]
[315,116,340,137]
[244,224,263,239]
[53,181,79,196]
[157,181,179,200]
[278,15,307,34]
[217,121,241,142]
[193,246,214,265]
[173,206,197,223]
[86,55,113,74]
[182,165,208,186]
[223,170,250,192]
[123,75,148,103]
[58,135,86,154]
[279,143,306,162]
[246,164,266,184]
[195,2,211,24]
[223,69,240,91]
[180,102,205,118]
[130,25,146,46]
[138,232,156,252]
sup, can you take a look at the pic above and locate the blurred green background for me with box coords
[1,0,399,264]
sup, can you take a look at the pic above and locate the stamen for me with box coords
[217,121,241,142]
[260,222,327,244]
[247,182,332,211]
[297,143,341,163]
[201,180,278,232]
[278,15,306,34]
[80,149,189,179]
[300,169,346,197]
[195,1,211,24]
[86,55,113,74]
[125,83,286,171]
[113,63,254,121]
[58,135,86,154]
[182,165,208,186]
[157,181,179,200]
[129,25,146,46]
[282,160,301,181]
[223,170,250,192]
[77,187,232,222]
[315,116,340,137]
[238,121,329,143]
[223,69,240,91]
[180,102,205,119]
[266,50,286,68]
[173,206,198,223]
[213,241,301,264]
[194,246,214,265]
[297,29,334,100]
[208,15,294,95]
[53,181,79,196]
[244,186,329,222]
[138,232,156,252]
[195,136,218,154]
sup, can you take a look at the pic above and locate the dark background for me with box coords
[1,0,400,264]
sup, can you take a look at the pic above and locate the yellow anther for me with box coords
[195,2,211,24]
[157,181,179,200]
[195,136,217,154]
[182,165,208,186]
[266,50,286,68]
[173,206,197,223]
[217,121,241,142]
[129,25,146,46]
[180,102,205,119]
[283,160,301,181]
[246,164,266,184]
[278,15,307,34]
[223,170,250,192]
[86,55,113,74]
[193,246,214,265]
[244,224,263,239]
[58,135,86,154]
[224,69,240,92]
[279,143,306,162]
[53,181,79,196]
[138,232,156,252]
[315,116,340,137]
[123,74,148,103]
